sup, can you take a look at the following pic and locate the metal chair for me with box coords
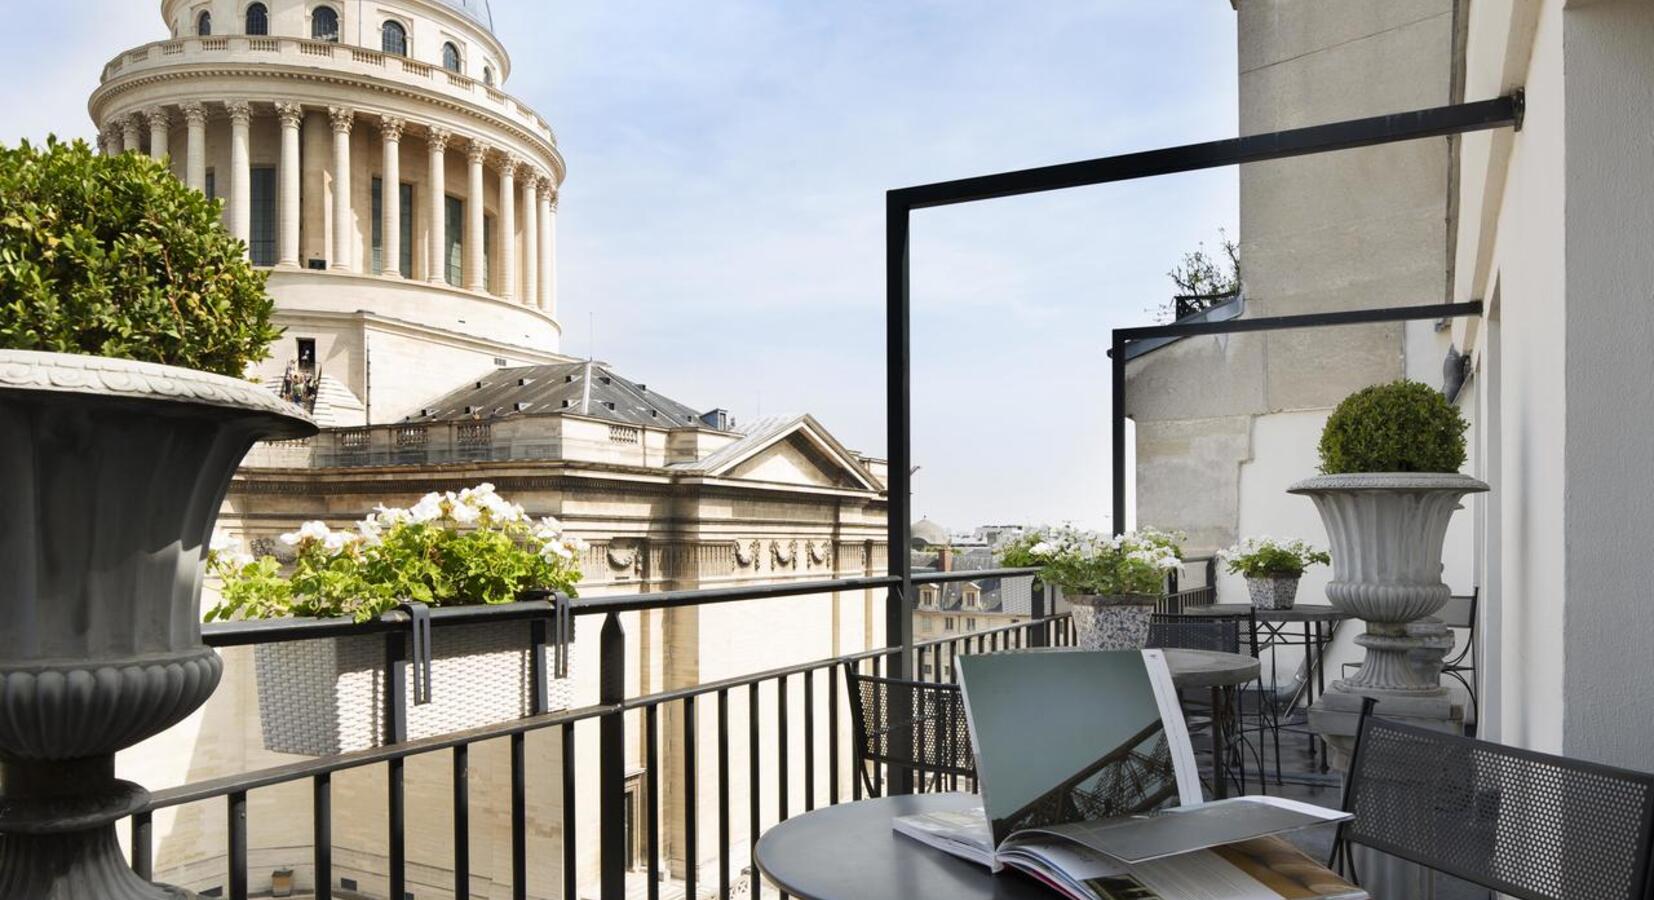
[843,664,975,797]
[1332,697,1654,900]
[1148,612,1264,796]
[1342,589,1480,732]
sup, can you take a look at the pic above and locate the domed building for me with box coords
[90,0,569,425]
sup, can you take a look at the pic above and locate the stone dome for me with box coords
[436,0,494,31]
[911,518,950,549]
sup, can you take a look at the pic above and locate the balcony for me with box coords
[94,35,557,148]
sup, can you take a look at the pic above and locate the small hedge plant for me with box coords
[0,137,279,377]
[1220,537,1329,579]
[1318,380,1468,474]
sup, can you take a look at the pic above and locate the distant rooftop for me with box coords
[407,361,726,430]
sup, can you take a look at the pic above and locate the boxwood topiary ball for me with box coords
[1318,379,1468,474]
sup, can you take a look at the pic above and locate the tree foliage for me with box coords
[1156,229,1240,322]
[0,137,280,377]
[1318,380,1469,474]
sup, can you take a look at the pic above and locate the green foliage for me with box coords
[1156,229,1240,323]
[1000,526,1184,596]
[0,137,280,377]
[1318,380,1469,474]
[207,484,586,622]
[1220,537,1330,579]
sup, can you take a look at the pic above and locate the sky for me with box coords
[1,0,1239,533]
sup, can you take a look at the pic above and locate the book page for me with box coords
[1023,796,1349,864]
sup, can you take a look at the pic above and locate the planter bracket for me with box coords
[398,601,434,705]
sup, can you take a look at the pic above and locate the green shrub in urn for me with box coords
[0,137,280,376]
[1317,379,1468,474]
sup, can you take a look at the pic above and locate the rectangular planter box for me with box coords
[254,618,574,756]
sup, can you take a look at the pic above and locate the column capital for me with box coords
[179,101,208,127]
[225,100,253,126]
[144,107,171,130]
[378,114,406,143]
[275,101,305,129]
[121,113,144,133]
[427,126,452,153]
[537,175,556,196]
[495,153,523,177]
[547,190,559,212]
[466,139,491,164]
[326,106,355,134]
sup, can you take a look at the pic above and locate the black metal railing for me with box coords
[129,569,1065,900]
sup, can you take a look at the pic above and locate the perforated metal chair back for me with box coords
[1148,613,1245,655]
[1336,700,1654,900]
[1438,591,1479,630]
[842,665,975,797]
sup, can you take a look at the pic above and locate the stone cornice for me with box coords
[89,62,565,182]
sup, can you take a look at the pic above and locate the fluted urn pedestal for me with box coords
[1289,473,1487,770]
[0,351,315,898]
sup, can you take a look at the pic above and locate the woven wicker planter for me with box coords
[1245,575,1300,609]
[255,616,574,756]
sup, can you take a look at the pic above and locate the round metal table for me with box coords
[754,792,1050,900]
[1164,648,1259,799]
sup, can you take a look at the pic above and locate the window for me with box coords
[197,10,212,35]
[311,5,339,42]
[204,168,216,201]
[249,166,277,266]
[295,338,317,371]
[442,41,462,73]
[483,214,494,290]
[371,178,413,278]
[966,617,977,631]
[245,3,268,35]
[943,617,956,631]
[381,20,407,55]
[483,65,494,86]
[444,195,464,286]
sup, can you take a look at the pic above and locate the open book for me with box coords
[894,650,1358,900]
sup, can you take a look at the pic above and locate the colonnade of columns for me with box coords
[99,101,559,315]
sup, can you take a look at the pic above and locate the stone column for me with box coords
[275,103,303,268]
[378,115,405,277]
[180,102,208,192]
[426,127,451,284]
[540,181,557,315]
[497,155,518,301]
[145,108,170,163]
[465,140,488,292]
[226,101,252,253]
[98,125,117,157]
[122,114,143,154]
[521,171,539,306]
[327,106,355,272]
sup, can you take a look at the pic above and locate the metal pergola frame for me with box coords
[882,94,1522,790]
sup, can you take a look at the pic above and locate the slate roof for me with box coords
[406,361,715,429]
[913,547,1035,615]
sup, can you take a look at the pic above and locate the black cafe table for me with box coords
[1164,648,1260,800]
[755,792,1052,900]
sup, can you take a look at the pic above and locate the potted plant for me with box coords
[1002,526,1184,650]
[1219,537,1330,610]
[0,138,314,898]
[209,483,586,755]
[1289,380,1486,696]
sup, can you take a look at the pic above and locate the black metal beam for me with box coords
[884,191,916,795]
[891,95,1519,210]
[1108,300,1485,533]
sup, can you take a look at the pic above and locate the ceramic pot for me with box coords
[1289,473,1487,696]
[0,351,315,899]
[1245,575,1301,609]
[1068,593,1159,650]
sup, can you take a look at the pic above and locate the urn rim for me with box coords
[1288,472,1489,494]
[0,349,317,439]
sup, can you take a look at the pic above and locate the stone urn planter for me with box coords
[0,350,315,899]
[1069,594,1159,650]
[255,612,576,755]
[1245,575,1300,610]
[1288,473,1487,696]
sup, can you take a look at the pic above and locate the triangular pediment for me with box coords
[681,415,881,491]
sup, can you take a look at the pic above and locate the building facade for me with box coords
[89,0,570,426]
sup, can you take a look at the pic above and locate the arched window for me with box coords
[483,65,494,86]
[442,42,462,73]
[245,3,268,35]
[311,6,339,42]
[381,20,407,56]
[197,10,212,36]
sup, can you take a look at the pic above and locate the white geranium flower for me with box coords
[408,493,445,524]
[210,530,237,554]
[357,517,384,545]
[450,501,480,525]
[541,540,574,560]
[374,504,412,527]
[322,531,354,552]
